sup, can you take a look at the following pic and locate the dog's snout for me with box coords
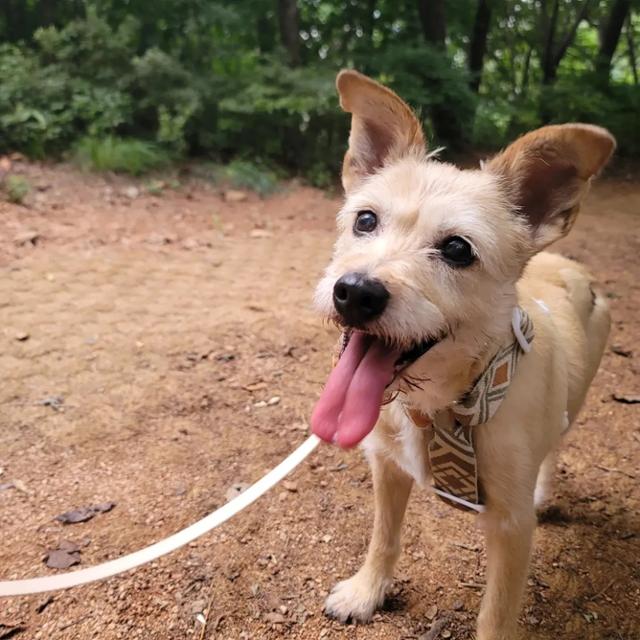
[333,272,389,326]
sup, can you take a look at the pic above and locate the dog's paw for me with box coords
[323,572,389,623]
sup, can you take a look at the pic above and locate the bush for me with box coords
[73,136,167,175]
[3,175,31,204]
[207,160,280,196]
[541,79,640,156]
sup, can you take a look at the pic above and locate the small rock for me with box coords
[57,540,81,553]
[243,382,268,392]
[612,393,640,404]
[283,481,298,493]
[452,600,464,611]
[123,186,140,199]
[442,630,451,639]
[55,502,115,524]
[46,549,81,569]
[190,599,207,614]
[253,400,268,409]
[264,612,285,624]
[12,479,31,495]
[92,502,116,513]
[146,233,175,245]
[267,396,281,406]
[321,534,333,543]
[14,331,29,341]
[182,238,199,250]
[250,229,273,239]
[0,482,14,491]
[225,482,250,502]
[420,618,446,640]
[224,190,248,202]
[14,230,39,246]
[426,604,438,620]
[611,345,632,358]
[37,395,64,410]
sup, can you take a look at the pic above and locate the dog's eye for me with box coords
[354,210,378,235]
[439,236,475,267]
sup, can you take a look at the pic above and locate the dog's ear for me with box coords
[336,69,426,192]
[486,124,615,251]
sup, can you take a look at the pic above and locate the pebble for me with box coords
[250,229,273,239]
[123,186,140,199]
[224,190,248,202]
[14,230,39,246]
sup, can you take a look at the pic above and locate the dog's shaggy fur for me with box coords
[314,70,614,639]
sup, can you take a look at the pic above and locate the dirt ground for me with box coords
[0,159,638,640]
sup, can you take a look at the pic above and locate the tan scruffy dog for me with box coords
[311,70,614,640]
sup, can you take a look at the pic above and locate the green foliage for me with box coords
[210,160,280,196]
[368,44,477,148]
[73,136,167,175]
[0,0,639,187]
[541,79,640,156]
[3,175,31,204]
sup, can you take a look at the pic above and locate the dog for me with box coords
[311,70,614,640]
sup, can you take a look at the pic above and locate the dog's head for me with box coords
[312,69,615,448]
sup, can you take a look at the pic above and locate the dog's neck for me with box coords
[400,294,518,417]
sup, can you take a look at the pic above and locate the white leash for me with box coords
[0,435,320,597]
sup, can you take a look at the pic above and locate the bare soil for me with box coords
[0,160,638,640]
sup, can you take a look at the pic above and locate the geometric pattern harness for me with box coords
[423,307,535,513]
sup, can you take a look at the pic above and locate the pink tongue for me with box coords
[311,332,400,448]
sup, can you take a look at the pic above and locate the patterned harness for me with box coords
[416,307,535,513]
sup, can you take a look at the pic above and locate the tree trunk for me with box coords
[416,0,468,148]
[540,0,560,85]
[39,0,57,26]
[519,43,534,97]
[540,0,591,84]
[364,0,376,49]
[627,12,638,85]
[468,0,492,92]
[277,0,301,67]
[417,0,446,49]
[595,0,631,84]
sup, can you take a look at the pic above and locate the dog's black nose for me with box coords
[333,272,389,326]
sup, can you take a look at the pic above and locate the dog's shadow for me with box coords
[532,479,640,639]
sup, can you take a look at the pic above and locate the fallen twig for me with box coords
[450,541,479,552]
[595,464,636,479]
[459,581,484,589]
[198,583,218,640]
[589,577,616,601]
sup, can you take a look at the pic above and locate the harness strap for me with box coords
[420,307,534,513]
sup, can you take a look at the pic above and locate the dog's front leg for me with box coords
[324,453,413,623]
[476,503,536,640]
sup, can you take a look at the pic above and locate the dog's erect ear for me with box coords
[486,123,615,251]
[336,69,426,192]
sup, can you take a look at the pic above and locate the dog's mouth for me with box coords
[311,328,442,449]
[338,329,440,376]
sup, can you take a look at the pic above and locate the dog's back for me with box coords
[519,251,611,422]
